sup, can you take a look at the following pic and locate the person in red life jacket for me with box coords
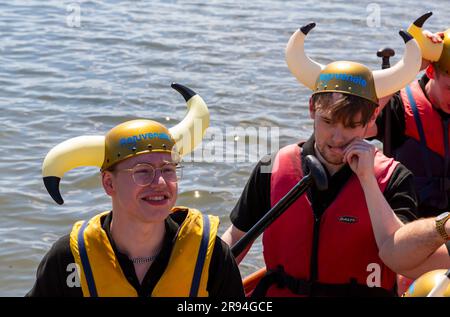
[372,13,450,219]
[222,23,423,297]
[366,13,450,295]
[27,84,244,297]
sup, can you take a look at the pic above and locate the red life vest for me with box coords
[401,80,450,158]
[260,143,398,297]
[396,80,450,212]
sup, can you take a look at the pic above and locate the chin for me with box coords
[136,202,173,222]
[323,152,344,165]
[140,208,172,223]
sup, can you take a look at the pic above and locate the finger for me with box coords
[344,143,374,155]
[343,146,374,164]
[344,140,366,152]
[348,146,373,154]
[343,147,362,164]
[344,150,359,167]
[435,32,444,42]
[343,147,363,162]
[430,34,443,44]
[423,30,443,43]
[423,30,433,37]
[432,36,442,44]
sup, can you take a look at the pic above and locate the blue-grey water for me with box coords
[1,0,448,296]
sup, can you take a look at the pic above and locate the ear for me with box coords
[426,64,435,79]
[309,98,315,119]
[102,171,115,196]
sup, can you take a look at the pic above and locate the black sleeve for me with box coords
[383,163,419,224]
[26,235,82,297]
[376,93,408,150]
[207,237,244,297]
[229,154,274,232]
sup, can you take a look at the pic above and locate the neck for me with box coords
[313,143,343,176]
[110,210,166,260]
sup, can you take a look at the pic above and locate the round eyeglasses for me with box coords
[115,162,182,186]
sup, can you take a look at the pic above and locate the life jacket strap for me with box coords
[251,265,395,297]
[406,85,433,178]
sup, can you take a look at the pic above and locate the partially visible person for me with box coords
[27,84,244,297]
[222,23,423,297]
[366,13,450,295]
[372,13,450,218]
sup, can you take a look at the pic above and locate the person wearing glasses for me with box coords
[27,84,244,297]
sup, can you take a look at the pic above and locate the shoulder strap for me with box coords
[189,214,211,297]
[77,220,98,297]
[405,85,432,178]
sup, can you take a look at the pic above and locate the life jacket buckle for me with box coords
[274,265,311,296]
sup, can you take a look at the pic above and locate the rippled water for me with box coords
[1,0,448,296]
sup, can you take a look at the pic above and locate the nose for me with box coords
[151,169,167,186]
[330,126,345,144]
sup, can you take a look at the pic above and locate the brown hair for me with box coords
[310,92,378,128]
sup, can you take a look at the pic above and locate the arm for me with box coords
[359,175,405,250]
[344,140,404,250]
[379,218,450,278]
[222,154,273,264]
[221,225,250,264]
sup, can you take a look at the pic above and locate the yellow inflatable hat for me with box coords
[286,22,422,104]
[42,83,209,205]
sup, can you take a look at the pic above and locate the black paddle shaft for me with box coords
[377,47,395,157]
[231,155,328,257]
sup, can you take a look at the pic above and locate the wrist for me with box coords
[435,212,450,241]
[358,173,377,186]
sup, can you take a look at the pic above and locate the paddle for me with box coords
[231,154,328,257]
[376,47,395,157]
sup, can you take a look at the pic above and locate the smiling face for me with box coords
[310,92,378,166]
[102,152,178,224]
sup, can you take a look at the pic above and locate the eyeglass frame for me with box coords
[110,161,182,186]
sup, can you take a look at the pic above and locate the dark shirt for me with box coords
[231,135,419,232]
[27,210,244,297]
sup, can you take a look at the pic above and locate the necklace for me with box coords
[129,250,161,264]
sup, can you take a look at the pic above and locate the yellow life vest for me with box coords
[69,207,219,297]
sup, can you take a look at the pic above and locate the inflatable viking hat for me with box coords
[42,83,209,205]
[285,22,422,104]
[403,269,450,297]
[408,12,450,75]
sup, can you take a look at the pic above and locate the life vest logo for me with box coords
[319,73,367,87]
[338,216,358,224]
